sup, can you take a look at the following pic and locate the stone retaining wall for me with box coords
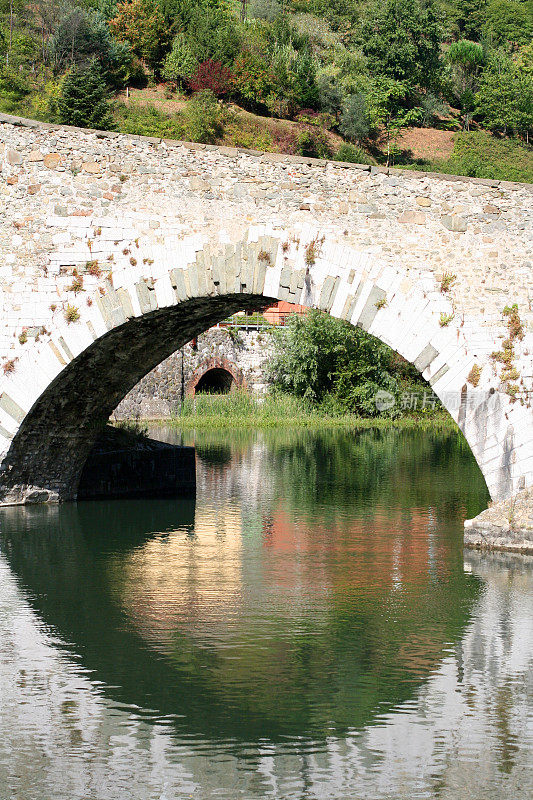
[114,327,272,418]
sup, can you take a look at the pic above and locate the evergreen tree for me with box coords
[162,32,197,87]
[339,93,372,143]
[57,60,112,129]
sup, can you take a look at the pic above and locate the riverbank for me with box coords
[135,393,455,431]
[464,488,533,555]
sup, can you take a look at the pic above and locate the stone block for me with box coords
[441,215,468,232]
[398,211,426,225]
[356,286,386,331]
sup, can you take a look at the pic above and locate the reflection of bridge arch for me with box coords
[0,226,530,504]
[0,492,481,744]
[186,357,245,396]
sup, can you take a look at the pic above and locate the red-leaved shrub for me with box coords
[188,60,234,98]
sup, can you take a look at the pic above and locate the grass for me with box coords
[146,390,457,431]
[400,131,533,183]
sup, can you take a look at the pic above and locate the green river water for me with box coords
[0,426,531,799]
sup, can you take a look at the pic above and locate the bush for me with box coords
[58,61,112,129]
[446,132,533,182]
[184,90,225,143]
[188,59,234,97]
[0,69,31,112]
[334,143,372,164]
[296,128,331,158]
[113,102,186,138]
[269,311,397,415]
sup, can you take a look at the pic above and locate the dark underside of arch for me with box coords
[0,293,273,503]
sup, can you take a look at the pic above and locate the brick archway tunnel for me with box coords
[187,358,245,397]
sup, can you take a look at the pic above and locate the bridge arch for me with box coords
[0,226,530,505]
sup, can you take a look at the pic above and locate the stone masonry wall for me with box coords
[114,327,272,418]
[0,111,531,364]
[0,113,532,507]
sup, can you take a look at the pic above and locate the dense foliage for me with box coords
[0,0,531,178]
[269,310,439,417]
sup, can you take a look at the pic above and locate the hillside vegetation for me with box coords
[0,0,531,180]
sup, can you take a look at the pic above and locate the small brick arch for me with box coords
[186,358,246,397]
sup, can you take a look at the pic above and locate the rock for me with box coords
[43,153,62,169]
[27,184,41,195]
[484,204,500,214]
[398,211,426,225]
[6,149,22,165]
[464,487,533,554]
[54,205,68,217]
[232,184,248,198]
[441,214,468,232]
[6,176,18,185]
[189,177,210,191]
[82,161,101,174]
[27,150,44,162]
[416,197,432,207]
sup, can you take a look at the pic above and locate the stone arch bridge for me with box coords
[0,113,532,506]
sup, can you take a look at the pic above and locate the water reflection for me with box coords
[0,428,531,800]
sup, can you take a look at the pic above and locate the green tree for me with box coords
[449,0,488,41]
[109,0,167,70]
[445,39,484,128]
[57,60,112,128]
[339,93,371,143]
[42,3,132,86]
[269,310,401,416]
[359,0,442,90]
[316,66,343,116]
[366,77,422,165]
[185,3,242,66]
[233,47,275,108]
[483,0,533,46]
[162,32,197,87]
[476,52,533,140]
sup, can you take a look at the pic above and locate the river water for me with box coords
[0,427,531,800]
